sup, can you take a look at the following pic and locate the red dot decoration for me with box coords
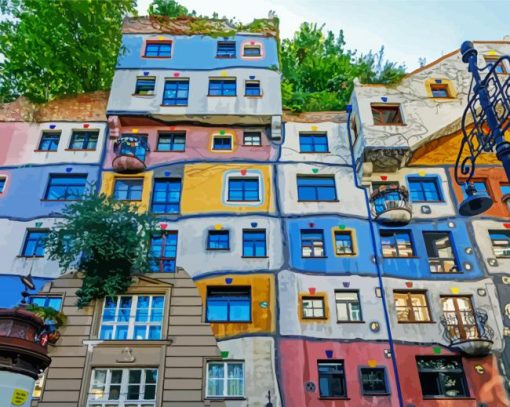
[308,287,316,295]
[240,169,247,176]
[83,123,90,129]
[173,72,180,77]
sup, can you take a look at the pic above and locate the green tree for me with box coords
[148,0,191,17]
[0,0,136,103]
[45,194,157,308]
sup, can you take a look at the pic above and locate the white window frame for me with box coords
[243,131,262,146]
[223,170,264,207]
[206,361,245,398]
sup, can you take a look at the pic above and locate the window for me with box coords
[441,296,479,341]
[87,368,158,406]
[394,291,431,322]
[134,77,156,95]
[217,41,236,58]
[299,133,328,153]
[144,41,172,57]
[29,296,63,311]
[156,132,185,151]
[297,176,337,201]
[116,134,149,162]
[416,357,469,398]
[408,177,442,202]
[301,229,325,257]
[489,230,510,257]
[228,178,259,201]
[45,174,87,201]
[206,361,244,398]
[462,180,488,199]
[423,232,458,273]
[245,81,261,96]
[318,361,346,398]
[162,80,189,106]
[0,177,5,193]
[484,56,507,74]
[380,230,415,257]
[371,104,403,125]
[151,179,181,214]
[99,295,164,340]
[209,79,236,96]
[113,179,143,201]
[207,230,230,250]
[38,132,60,151]
[243,44,261,57]
[69,131,98,150]
[335,291,362,322]
[242,230,266,257]
[212,135,233,151]
[301,296,326,319]
[334,231,355,255]
[500,184,510,196]
[149,232,177,272]
[22,230,48,257]
[360,368,389,396]
[206,286,251,322]
[430,84,450,98]
[243,131,261,146]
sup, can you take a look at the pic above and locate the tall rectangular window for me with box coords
[228,178,259,202]
[69,131,99,150]
[245,81,261,96]
[299,133,329,153]
[151,179,181,214]
[99,295,164,340]
[408,177,442,202]
[301,295,326,319]
[441,296,479,341]
[29,296,63,311]
[144,41,172,57]
[206,361,244,398]
[207,230,230,250]
[209,79,236,96]
[216,41,236,58]
[318,361,346,398]
[371,104,403,125]
[113,179,143,201]
[206,287,251,322]
[22,230,48,257]
[360,368,389,396]
[334,231,355,255]
[135,77,156,95]
[335,291,362,322]
[423,231,458,273]
[156,132,186,151]
[45,174,87,201]
[394,291,431,322]
[489,230,510,257]
[416,357,469,398]
[243,132,261,146]
[38,132,60,151]
[242,230,266,257]
[162,80,189,106]
[380,230,415,257]
[149,232,177,272]
[297,176,337,201]
[301,229,325,257]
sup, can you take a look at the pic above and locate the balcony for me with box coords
[440,309,494,356]
[370,185,412,225]
[112,136,149,173]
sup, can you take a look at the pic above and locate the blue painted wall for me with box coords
[0,275,52,308]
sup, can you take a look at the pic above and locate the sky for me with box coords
[136,0,510,71]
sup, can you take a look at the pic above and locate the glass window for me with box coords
[113,179,143,201]
[380,230,414,257]
[441,296,479,341]
[145,41,172,57]
[394,291,431,322]
[22,230,48,257]
[217,41,236,58]
[206,361,244,398]
[242,230,266,257]
[245,81,261,96]
[209,79,236,96]
[99,295,164,340]
[301,229,325,258]
[334,231,355,255]
[500,184,510,196]
[243,45,261,57]
[302,296,326,319]
[484,56,507,74]
[462,180,488,199]
[228,178,259,201]
[297,176,337,201]
[45,174,87,201]
[243,132,262,146]
[299,133,329,153]
[212,136,233,151]
[157,132,185,151]
[0,177,5,193]
[135,77,155,95]
[318,361,346,398]
[416,357,469,398]
[408,177,442,202]
[371,104,403,125]
[335,291,362,322]
[489,230,510,257]
[208,230,229,250]
[206,287,251,322]
[38,132,60,151]
[116,134,149,162]
[360,368,389,395]
[29,296,63,311]
[149,232,177,272]
[430,84,450,98]
[151,179,181,214]
[162,80,189,106]
[69,131,98,150]
[423,232,458,273]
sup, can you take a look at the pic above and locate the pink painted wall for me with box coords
[0,123,33,166]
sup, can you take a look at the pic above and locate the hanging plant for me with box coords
[25,303,67,328]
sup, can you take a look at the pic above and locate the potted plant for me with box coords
[25,303,67,344]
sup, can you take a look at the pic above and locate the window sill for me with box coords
[206,248,231,251]
[16,255,44,258]
[241,144,262,147]
[362,393,391,397]
[215,56,236,59]
[298,200,339,203]
[154,150,186,153]
[241,256,269,259]
[301,256,328,259]
[397,321,436,324]
[132,93,155,97]
[429,272,463,274]
[64,149,97,152]
[319,397,350,400]
[94,339,172,346]
[160,104,188,107]
[142,56,171,59]
[423,397,475,400]
[302,317,328,321]
[299,151,331,154]
[34,149,57,153]
[205,397,246,401]
[383,256,419,259]
[206,320,252,324]
[245,95,263,98]
[207,95,237,97]
[337,320,365,324]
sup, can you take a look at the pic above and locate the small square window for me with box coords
[135,77,156,95]
[335,291,362,322]
[489,230,510,258]
[301,295,326,319]
[145,41,172,58]
[206,286,251,322]
[0,177,5,193]
[360,367,389,396]
[301,229,325,258]
[371,104,403,125]
[69,131,98,150]
[217,41,236,58]
[245,81,261,96]
[228,178,259,202]
[334,231,355,255]
[162,80,189,106]
[408,177,442,202]
[207,230,230,250]
[45,174,87,201]
[22,230,49,257]
[243,44,261,57]
[297,176,337,201]
[380,230,415,258]
[157,132,186,151]
[394,291,431,322]
[38,132,60,151]
[299,133,329,153]
[212,135,233,151]
[318,361,346,398]
[206,361,245,398]
[242,229,266,257]
[243,132,262,146]
[113,179,143,201]
[430,84,450,98]
[209,79,236,96]
[484,56,507,74]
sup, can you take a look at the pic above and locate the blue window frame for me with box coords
[301,229,326,258]
[162,80,189,106]
[157,132,185,151]
[69,131,98,150]
[299,133,329,153]
[213,136,232,151]
[45,174,87,201]
[144,41,172,58]
[242,230,266,257]
[217,41,236,58]
[135,77,155,95]
[29,296,63,311]
[243,45,261,57]
[209,79,236,96]
[380,230,415,258]
[149,232,177,272]
[208,230,230,250]
[0,177,5,193]
[113,179,143,201]
[38,132,60,151]
[206,287,251,322]
[245,81,261,96]
[228,178,259,201]
[462,181,488,199]
[408,177,442,202]
[151,179,181,214]
[318,361,347,398]
[297,176,337,201]
[22,230,48,257]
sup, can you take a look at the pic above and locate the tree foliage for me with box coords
[45,194,157,308]
[0,0,137,103]
[148,0,190,17]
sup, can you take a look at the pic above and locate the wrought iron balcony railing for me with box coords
[369,185,412,225]
[112,136,150,173]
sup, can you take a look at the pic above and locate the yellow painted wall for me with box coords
[180,163,273,214]
[100,171,154,212]
[195,274,275,339]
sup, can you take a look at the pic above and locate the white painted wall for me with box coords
[472,219,510,275]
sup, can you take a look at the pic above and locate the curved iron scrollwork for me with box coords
[439,308,494,345]
[369,185,412,219]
